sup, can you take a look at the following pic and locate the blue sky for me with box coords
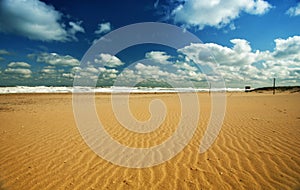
[0,0,299,87]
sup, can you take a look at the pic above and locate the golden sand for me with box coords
[0,92,299,189]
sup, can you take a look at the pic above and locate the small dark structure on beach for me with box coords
[245,85,251,92]
[273,78,276,95]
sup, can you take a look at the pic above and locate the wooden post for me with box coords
[209,82,211,96]
[273,78,276,95]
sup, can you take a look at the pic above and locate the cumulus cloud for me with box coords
[178,36,300,86]
[95,22,111,35]
[37,66,66,81]
[0,49,10,61]
[115,59,207,87]
[145,51,172,64]
[0,49,9,55]
[116,63,175,86]
[7,62,31,68]
[4,68,32,78]
[62,62,120,82]
[171,0,272,29]
[99,67,118,79]
[4,39,298,87]
[273,36,300,59]
[286,3,300,17]
[0,0,85,41]
[92,22,112,44]
[62,73,74,78]
[2,36,297,87]
[2,61,32,79]
[231,39,252,53]
[37,53,80,67]
[178,39,257,67]
[94,53,124,68]
[135,63,170,78]
[174,61,198,72]
[74,65,118,81]
[41,68,56,74]
[68,21,85,40]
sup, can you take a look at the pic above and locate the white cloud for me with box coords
[273,36,300,59]
[171,0,272,29]
[7,62,31,68]
[68,64,119,81]
[4,62,32,79]
[0,49,10,55]
[62,73,73,78]
[71,66,81,73]
[116,60,206,87]
[0,0,85,41]
[92,22,112,44]
[37,66,65,80]
[178,36,300,86]
[145,51,172,64]
[229,23,236,31]
[41,68,56,74]
[94,53,124,68]
[68,21,85,40]
[37,53,80,67]
[174,61,197,72]
[0,49,10,61]
[178,39,257,67]
[115,63,174,86]
[99,67,118,79]
[7,35,294,87]
[29,35,299,87]
[95,22,111,35]
[135,63,169,78]
[4,68,32,78]
[86,66,99,74]
[231,39,252,53]
[286,3,300,16]
[246,0,272,14]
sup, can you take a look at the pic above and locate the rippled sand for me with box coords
[0,92,299,189]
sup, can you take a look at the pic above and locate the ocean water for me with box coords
[0,86,246,94]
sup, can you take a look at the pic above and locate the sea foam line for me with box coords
[0,86,245,94]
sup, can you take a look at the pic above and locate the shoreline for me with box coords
[0,90,298,96]
[0,85,299,94]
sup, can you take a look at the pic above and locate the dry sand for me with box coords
[0,92,299,189]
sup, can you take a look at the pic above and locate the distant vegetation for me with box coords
[250,86,300,93]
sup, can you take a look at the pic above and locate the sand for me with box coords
[0,92,299,189]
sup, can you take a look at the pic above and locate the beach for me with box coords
[0,91,299,189]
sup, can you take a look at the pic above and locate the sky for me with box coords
[0,0,299,88]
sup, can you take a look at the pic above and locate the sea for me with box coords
[0,86,246,94]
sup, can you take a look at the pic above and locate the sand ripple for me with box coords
[0,93,299,189]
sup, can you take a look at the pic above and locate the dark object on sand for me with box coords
[245,86,251,92]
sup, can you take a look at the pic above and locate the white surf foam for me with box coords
[0,86,245,94]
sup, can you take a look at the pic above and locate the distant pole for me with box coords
[273,78,276,95]
[209,82,211,96]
